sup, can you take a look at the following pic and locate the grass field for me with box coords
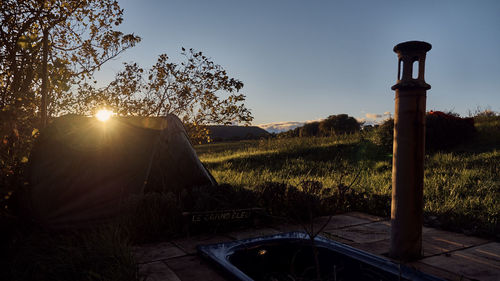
[197,129,500,238]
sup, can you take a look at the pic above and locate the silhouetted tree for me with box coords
[1,0,140,126]
[75,48,253,143]
[299,122,320,137]
[318,114,360,136]
[0,0,139,210]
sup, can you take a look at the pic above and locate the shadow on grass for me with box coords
[195,140,259,155]
[204,141,386,175]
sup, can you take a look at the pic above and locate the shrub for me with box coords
[373,119,394,151]
[254,180,357,224]
[473,110,500,147]
[0,114,37,214]
[426,111,476,151]
[374,112,477,152]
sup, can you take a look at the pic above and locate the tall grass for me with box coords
[197,130,499,238]
[424,150,499,233]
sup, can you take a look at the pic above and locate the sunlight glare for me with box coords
[95,109,114,122]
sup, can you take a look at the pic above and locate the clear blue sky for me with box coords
[95,0,500,127]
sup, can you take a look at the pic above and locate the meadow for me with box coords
[197,122,499,238]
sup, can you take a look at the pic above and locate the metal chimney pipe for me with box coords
[389,41,431,261]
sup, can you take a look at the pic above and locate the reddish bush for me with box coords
[426,111,476,151]
[374,111,476,151]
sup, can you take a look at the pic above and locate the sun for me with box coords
[95,109,115,122]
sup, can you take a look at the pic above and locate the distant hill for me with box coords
[207,125,270,142]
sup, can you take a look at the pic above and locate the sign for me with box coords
[183,208,263,224]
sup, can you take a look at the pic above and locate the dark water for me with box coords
[229,240,407,281]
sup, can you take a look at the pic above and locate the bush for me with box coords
[256,182,324,223]
[473,111,500,147]
[426,111,476,151]
[0,113,37,214]
[254,180,364,224]
[373,119,394,151]
[374,112,477,152]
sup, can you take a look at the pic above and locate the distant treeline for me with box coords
[278,114,360,138]
[276,110,500,152]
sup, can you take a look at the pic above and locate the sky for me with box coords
[95,0,500,132]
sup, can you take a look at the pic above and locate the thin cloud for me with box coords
[359,111,393,126]
[365,113,382,120]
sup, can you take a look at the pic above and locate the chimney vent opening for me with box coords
[412,59,419,79]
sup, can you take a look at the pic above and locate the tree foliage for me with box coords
[277,114,361,138]
[299,122,320,137]
[1,0,140,118]
[75,48,253,143]
[0,0,140,211]
[318,114,360,136]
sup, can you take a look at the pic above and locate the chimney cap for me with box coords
[393,41,432,54]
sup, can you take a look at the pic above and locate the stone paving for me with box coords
[134,212,500,281]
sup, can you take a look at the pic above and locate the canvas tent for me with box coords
[22,114,216,228]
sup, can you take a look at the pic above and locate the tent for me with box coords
[23,114,216,228]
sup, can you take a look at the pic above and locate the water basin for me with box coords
[198,232,444,281]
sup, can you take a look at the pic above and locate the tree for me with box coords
[0,0,140,210]
[318,114,360,136]
[299,122,320,137]
[1,0,140,126]
[75,48,253,143]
